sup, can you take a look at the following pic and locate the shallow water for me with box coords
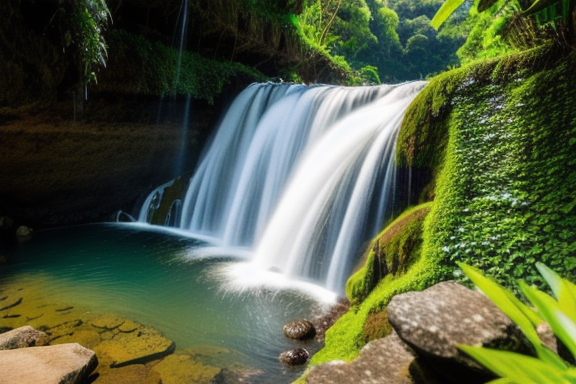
[0,223,328,383]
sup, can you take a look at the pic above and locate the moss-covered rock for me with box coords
[311,203,438,365]
[97,30,267,104]
[346,202,432,305]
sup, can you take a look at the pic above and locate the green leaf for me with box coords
[537,262,576,324]
[520,281,576,359]
[537,262,563,297]
[430,0,466,30]
[459,346,572,383]
[486,378,516,384]
[458,263,542,344]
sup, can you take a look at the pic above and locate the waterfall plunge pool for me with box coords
[0,223,334,383]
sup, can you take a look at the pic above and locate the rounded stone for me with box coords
[283,319,316,340]
[279,348,310,366]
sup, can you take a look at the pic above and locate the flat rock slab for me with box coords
[306,332,415,384]
[0,325,47,350]
[0,343,97,384]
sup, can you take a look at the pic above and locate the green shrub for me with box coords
[97,30,267,103]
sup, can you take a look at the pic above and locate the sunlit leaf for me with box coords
[459,346,572,383]
[538,262,576,323]
[430,0,465,30]
[520,281,576,358]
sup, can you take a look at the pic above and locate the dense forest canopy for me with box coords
[1,0,574,107]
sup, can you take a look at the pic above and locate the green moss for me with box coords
[420,46,576,289]
[346,202,433,304]
[312,202,438,365]
[396,44,566,169]
[363,309,392,343]
[311,249,442,365]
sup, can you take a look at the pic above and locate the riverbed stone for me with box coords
[0,325,48,350]
[283,319,316,340]
[306,331,415,384]
[93,363,161,384]
[0,342,97,384]
[92,314,126,330]
[118,319,140,333]
[151,352,221,384]
[95,325,175,367]
[52,329,103,350]
[387,281,523,383]
[279,347,310,366]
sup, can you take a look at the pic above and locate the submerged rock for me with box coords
[279,348,310,366]
[151,353,221,384]
[0,325,48,350]
[94,363,161,384]
[95,325,175,368]
[0,342,97,384]
[283,319,316,340]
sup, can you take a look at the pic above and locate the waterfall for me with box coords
[139,81,427,293]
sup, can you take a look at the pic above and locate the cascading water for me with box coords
[139,80,427,294]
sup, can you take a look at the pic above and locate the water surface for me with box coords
[0,223,327,383]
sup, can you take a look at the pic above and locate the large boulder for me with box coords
[0,326,48,350]
[387,281,526,383]
[306,331,416,384]
[0,342,97,384]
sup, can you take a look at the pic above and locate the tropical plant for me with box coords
[51,0,112,86]
[431,0,575,55]
[458,262,576,383]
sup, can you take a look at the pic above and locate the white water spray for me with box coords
[139,81,427,294]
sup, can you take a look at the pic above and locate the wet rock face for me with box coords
[283,319,316,340]
[279,348,310,366]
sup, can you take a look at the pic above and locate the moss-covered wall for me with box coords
[413,46,576,289]
[303,45,576,377]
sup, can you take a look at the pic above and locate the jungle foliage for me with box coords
[433,0,576,63]
[460,262,576,384]
[290,0,468,83]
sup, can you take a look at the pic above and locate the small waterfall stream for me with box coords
[139,81,427,293]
